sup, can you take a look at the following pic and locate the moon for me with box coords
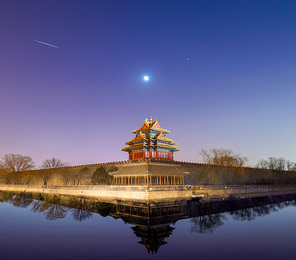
[143,76,149,81]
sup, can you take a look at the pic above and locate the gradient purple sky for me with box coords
[1,1,296,167]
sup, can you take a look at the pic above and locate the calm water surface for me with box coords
[0,192,296,260]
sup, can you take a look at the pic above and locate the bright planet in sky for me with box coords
[143,75,149,81]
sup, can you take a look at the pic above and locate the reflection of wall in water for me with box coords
[1,191,296,254]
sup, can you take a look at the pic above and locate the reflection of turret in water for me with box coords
[132,225,174,254]
[111,200,187,254]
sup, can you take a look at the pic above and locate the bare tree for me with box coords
[200,148,248,167]
[199,148,248,185]
[61,174,71,185]
[73,171,82,185]
[74,167,92,185]
[257,157,296,171]
[286,160,296,171]
[0,154,35,172]
[39,158,69,169]
[41,174,51,186]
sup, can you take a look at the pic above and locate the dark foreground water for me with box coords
[0,191,296,260]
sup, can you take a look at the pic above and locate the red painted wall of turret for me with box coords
[129,151,173,160]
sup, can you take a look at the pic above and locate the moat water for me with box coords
[0,191,296,260]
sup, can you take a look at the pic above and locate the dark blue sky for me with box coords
[1,1,296,166]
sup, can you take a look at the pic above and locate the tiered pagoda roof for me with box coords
[122,118,180,160]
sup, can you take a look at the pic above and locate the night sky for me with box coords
[1,1,296,167]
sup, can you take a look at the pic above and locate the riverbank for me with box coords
[1,184,296,202]
[0,184,192,201]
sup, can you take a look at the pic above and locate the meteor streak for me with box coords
[34,39,61,49]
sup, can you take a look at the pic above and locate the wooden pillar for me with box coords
[157,176,159,185]
[166,176,168,185]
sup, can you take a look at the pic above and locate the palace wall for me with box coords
[1,159,296,186]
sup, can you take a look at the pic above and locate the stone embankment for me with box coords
[0,184,192,201]
[1,184,296,202]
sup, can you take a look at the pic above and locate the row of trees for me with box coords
[181,148,296,185]
[256,157,296,171]
[200,148,296,171]
[0,165,117,186]
[0,154,69,172]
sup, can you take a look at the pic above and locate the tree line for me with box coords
[199,148,296,171]
[0,154,69,172]
[184,148,296,185]
[0,165,117,186]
